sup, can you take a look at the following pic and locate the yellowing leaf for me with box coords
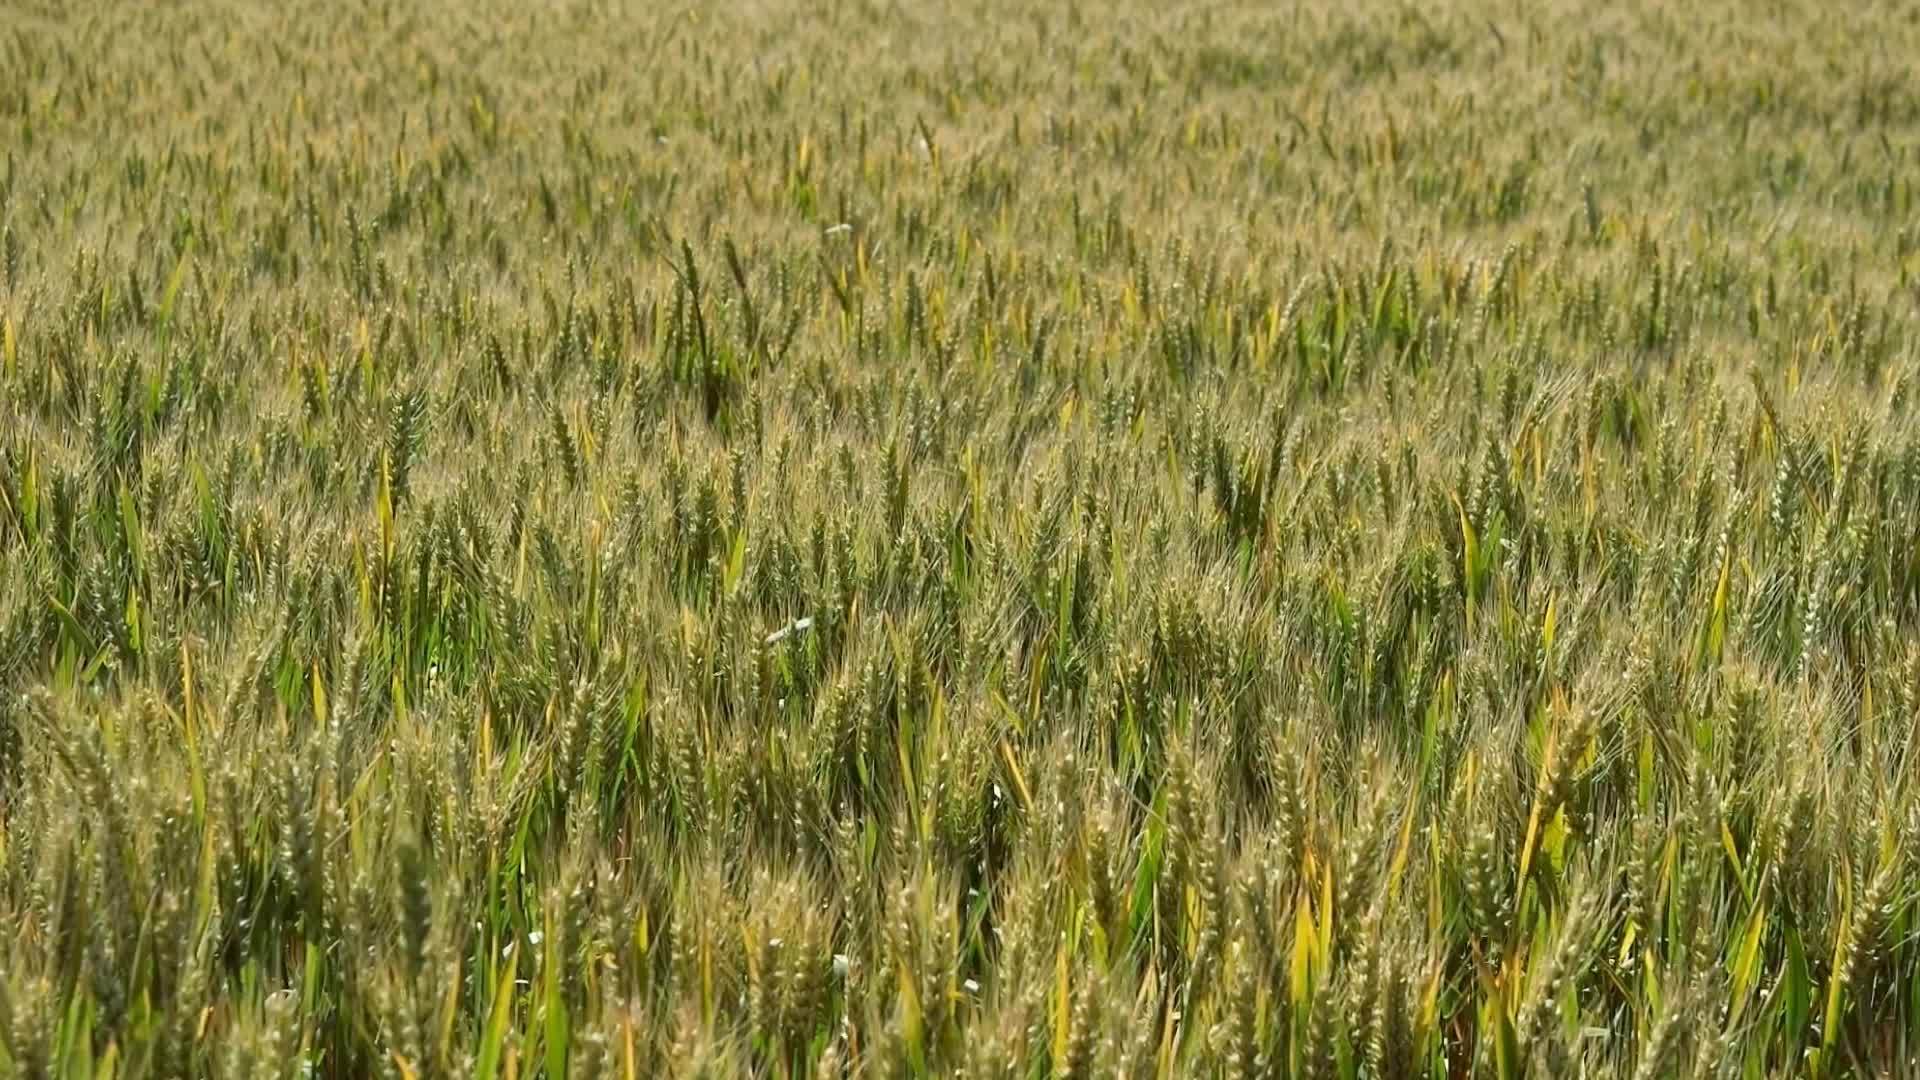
[1728,901,1768,1023]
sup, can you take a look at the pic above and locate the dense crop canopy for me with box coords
[3,0,1920,1075]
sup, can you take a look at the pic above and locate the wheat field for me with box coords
[4,0,1920,1076]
